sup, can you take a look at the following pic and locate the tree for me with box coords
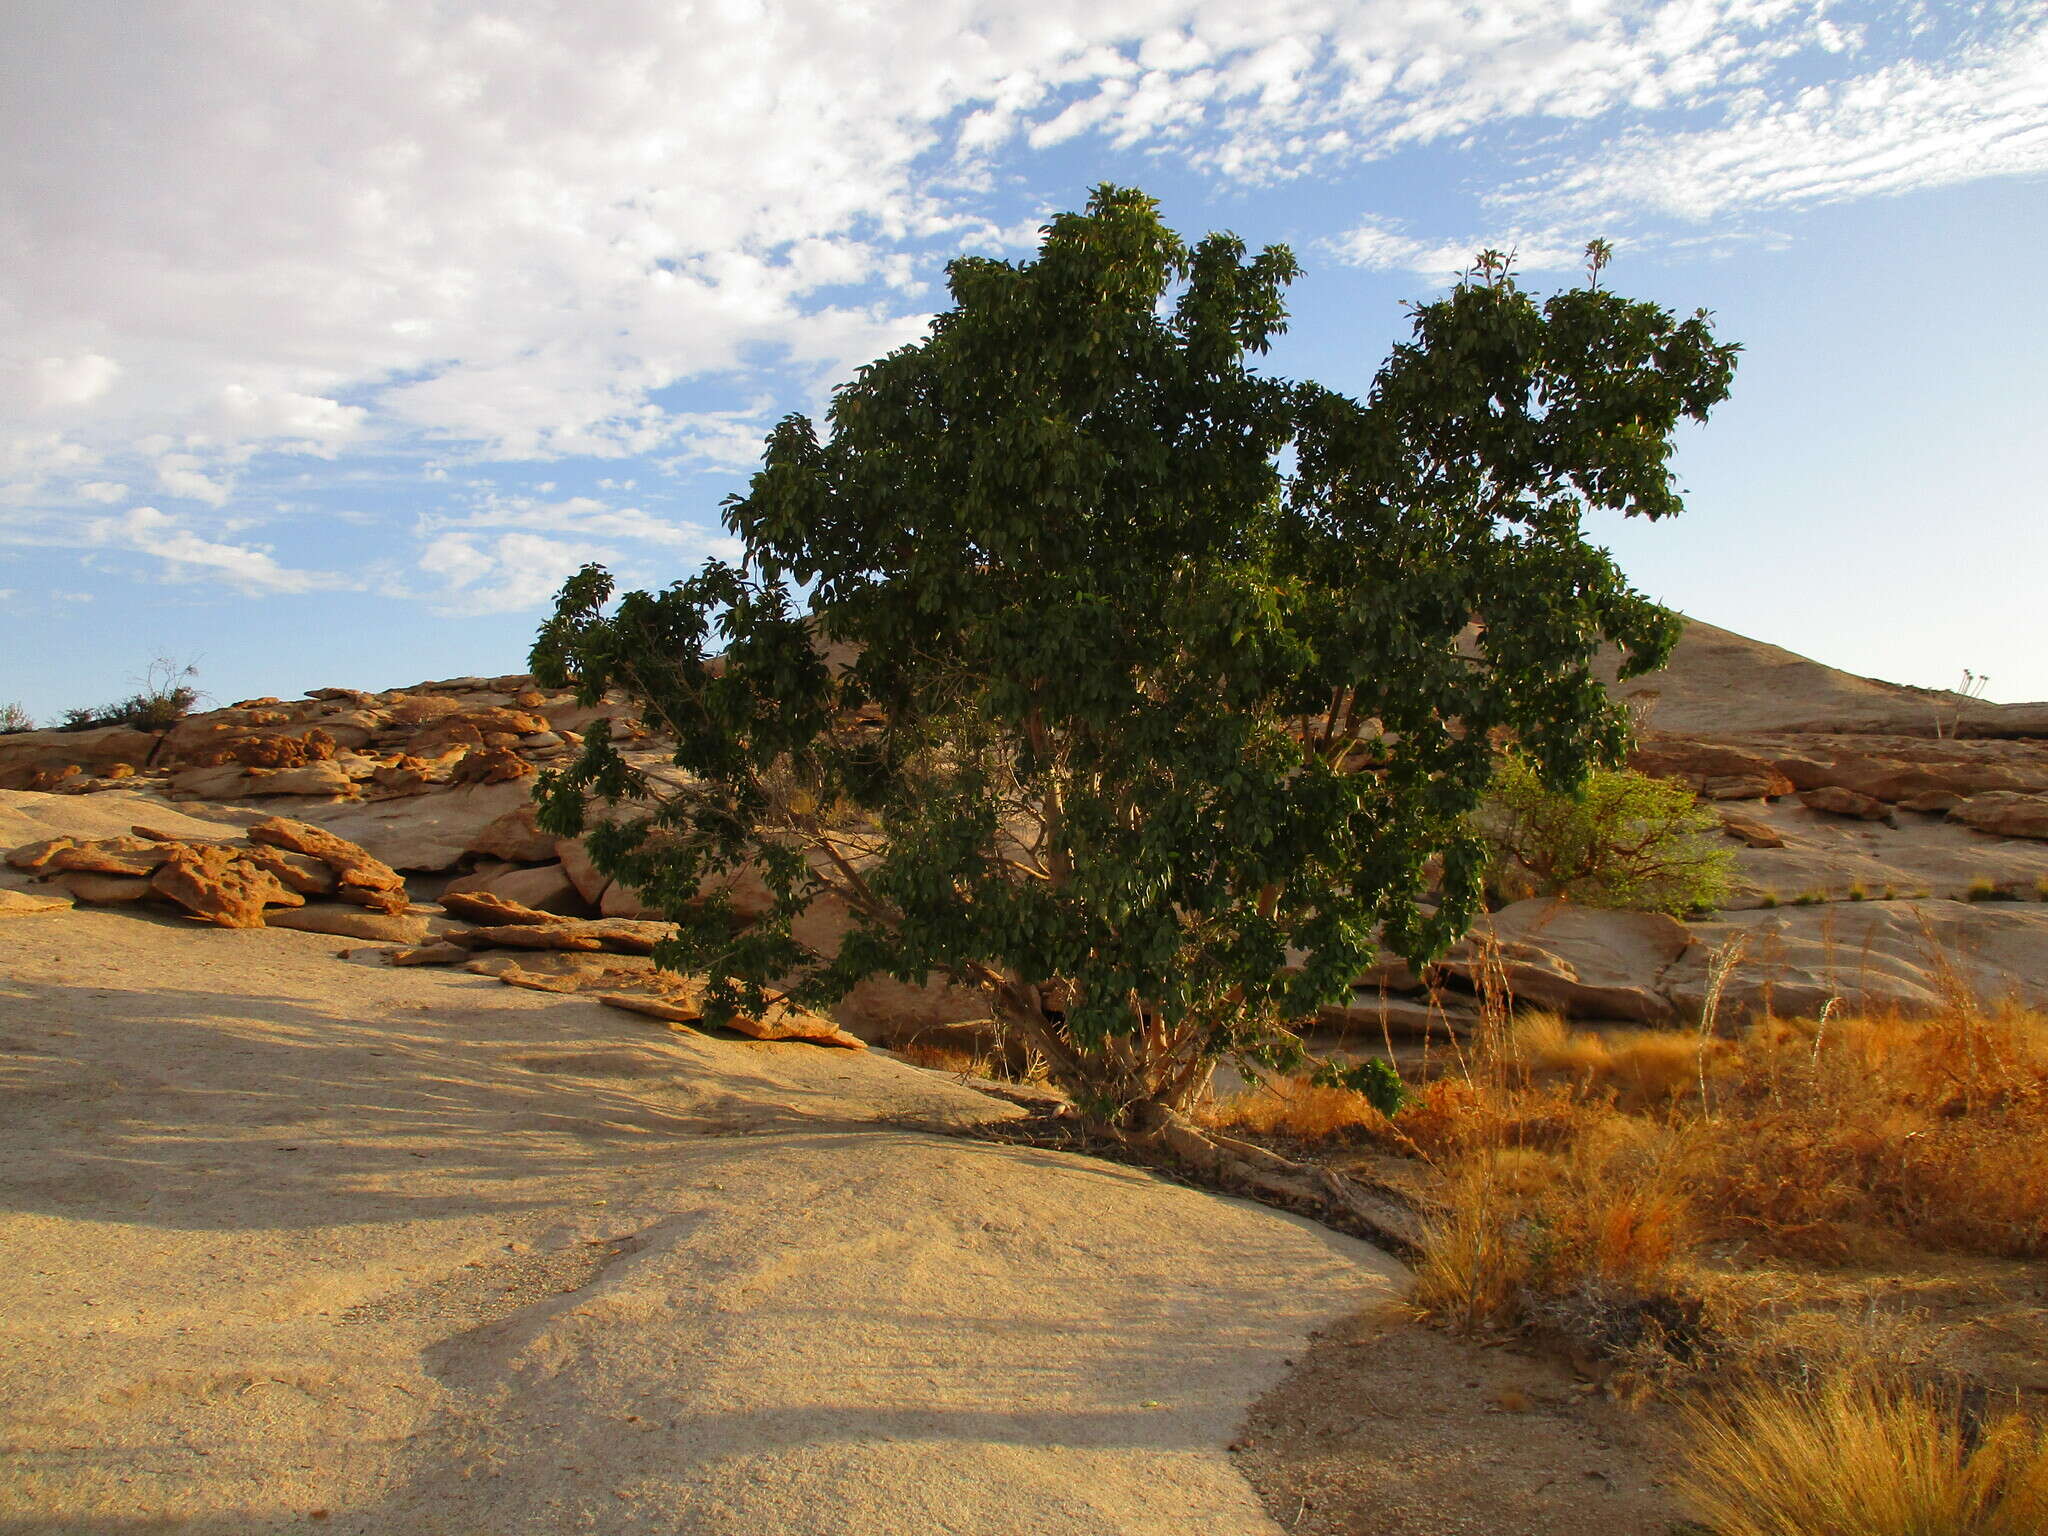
[1479,755,1734,914]
[532,186,1737,1125]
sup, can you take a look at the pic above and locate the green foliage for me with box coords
[532,185,1737,1119]
[1478,755,1734,915]
[1311,1056,1410,1117]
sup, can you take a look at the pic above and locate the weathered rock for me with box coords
[387,942,470,966]
[595,985,866,1048]
[1800,785,1893,822]
[49,836,180,876]
[1899,792,1965,815]
[5,836,78,872]
[441,860,588,916]
[185,729,337,770]
[554,838,612,904]
[0,724,161,790]
[1314,994,1476,1040]
[450,745,534,786]
[1437,900,1695,1023]
[495,965,585,993]
[445,923,608,952]
[0,887,73,916]
[246,817,408,902]
[1951,792,2048,842]
[298,780,536,871]
[437,889,568,926]
[263,906,431,944]
[241,762,355,798]
[462,951,657,982]
[1630,739,1794,801]
[167,765,256,800]
[466,801,558,863]
[1718,812,1787,849]
[49,871,152,904]
[240,845,341,896]
[149,846,301,928]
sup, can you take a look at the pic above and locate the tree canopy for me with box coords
[531,184,1738,1121]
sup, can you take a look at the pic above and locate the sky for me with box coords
[3,0,2045,722]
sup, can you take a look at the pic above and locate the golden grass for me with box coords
[1675,1376,2048,1536]
[1203,1079,1391,1142]
[888,1039,995,1078]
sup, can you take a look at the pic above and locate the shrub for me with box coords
[57,655,201,733]
[0,702,32,734]
[1478,753,1734,914]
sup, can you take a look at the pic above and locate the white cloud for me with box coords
[417,530,596,616]
[76,480,128,504]
[1501,24,2048,225]
[1325,216,1594,277]
[91,506,344,595]
[432,491,727,549]
[0,0,2039,529]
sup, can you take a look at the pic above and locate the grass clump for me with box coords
[1676,1375,2048,1536]
[1394,1004,2048,1354]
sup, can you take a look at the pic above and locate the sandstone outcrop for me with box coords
[149,844,303,927]
[1951,792,2048,841]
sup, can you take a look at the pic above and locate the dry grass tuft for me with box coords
[1675,1376,2048,1536]
[1203,1080,1391,1142]
[888,1039,995,1078]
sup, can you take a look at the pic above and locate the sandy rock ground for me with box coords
[0,901,1402,1534]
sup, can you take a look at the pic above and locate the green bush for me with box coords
[1479,755,1733,915]
[57,657,200,733]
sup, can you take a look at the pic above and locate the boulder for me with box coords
[466,801,558,863]
[298,779,536,871]
[50,872,152,904]
[48,836,180,877]
[167,765,256,800]
[445,923,608,952]
[1630,739,1793,801]
[441,860,588,916]
[0,724,161,789]
[1314,993,1477,1040]
[449,745,534,786]
[1799,785,1893,822]
[264,906,431,944]
[1951,793,2048,842]
[389,943,469,965]
[462,951,657,982]
[5,837,78,872]
[246,817,408,905]
[595,984,866,1048]
[240,846,341,897]
[241,762,355,798]
[437,889,568,926]
[1439,900,1695,1023]
[0,888,73,917]
[149,846,301,928]
[1717,812,1786,849]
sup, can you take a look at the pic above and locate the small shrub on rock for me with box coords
[1479,754,1733,914]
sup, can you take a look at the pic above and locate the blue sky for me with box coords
[3,0,2044,721]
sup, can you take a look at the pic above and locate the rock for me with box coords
[0,724,161,790]
[246,816,409,901]
[554,838,612,904]
[598,879,668,920]
[466,801,558,863]
[462,951,657,982]
[0,887,73,916]
[445,923,609,952]
[1314,994,1476,1040]
[1899,792,1965,815]
[50,872,152,904]
[1951,792,2048,842]
[49,836,181,876]
[441,860,589,916]
[5,837,77,872]
[495,965,585,993]
[263,906,431,944]
[1630,739,1794,801]
[149,846,301,928]
[437,889,568,926]
[1439,900,1695,1023]
[185,730,337,770]
[240,846,341,896]
[450,745,534,786]
[1799,785,1893,822]
[167,764,256,800]
[1717,812,1786,849]
[242,762,355,798]
[390,943,470,965]
[298,779,537,871]
[596,985,866,1048]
